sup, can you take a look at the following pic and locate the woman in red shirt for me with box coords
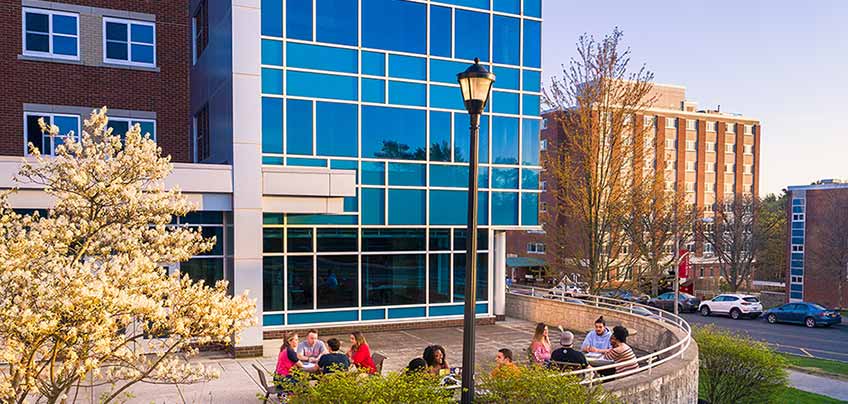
[347,331,377,374]
[274,332,303,387]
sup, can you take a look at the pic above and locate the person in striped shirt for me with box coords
[602,325,638,375]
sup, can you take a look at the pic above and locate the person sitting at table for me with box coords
[317,338,350,374]
[550,330,588,370]
[600,325,638,376]
[347,331,377,374]
[405,357,428,374]
[274,332,304,386]
[296,329,326,373]
[581,316,612,353]
[491,348,521,378]
[423,345,450,376]
[529,322,551,366]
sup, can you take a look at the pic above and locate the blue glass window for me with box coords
[524,0,541,17]
[286,0,312,40]
[430,6,452,57]
[362,51,385,76]
[523,20,541,68]
[523,70,541,92]
[455,10,489,62]
[317,229,357,252]
[287,256,314,310]
[362,188,385,224]
[429,165,488,188]
[316,0,358,45]
[492,168,519,189]
[286,99,313,155]
[287,228,312,252]
[362,78,385,103]
[493,16,520,65]
[493,67,520,90]
[429,254,451,303]
[362,0,426,55]
[430,85,465,111]
[286,42,358,73]
[23,11,52,54]
[454,229,490,251]
[261,39,283,66]
[790,292,803,299]
[522,169,539,189]
[388,163,426,186]
[523,94,541,116]
[261,97,283,153]
[454,253,489,301]
[492,91,520,115]
[263,257,284,311]
[261,68,283,94]
[454,114,489,163]
[286,71,357,100]
[104,19,155,65]
[287,157,327,167]
[316,102,357,157]
[261,0,283,37]
[522,193,539,225]
[316,255,358,308]
[792,237,804,245]
[430,112,451,162]
[389,55,426,80]
[492,117,519,164]
[522,119,540,165]
[362,229,426,251]
[389,189,425,225]
[429,190,488,225]
[438,0,489,9]
[494,0,520,14]
[492,192,518,225]
[363,254,425,306]
[362,106,426,160]
[430,229,451,250]
[389,81,426,106]
[430,59,468,84]
[362,161,385,185]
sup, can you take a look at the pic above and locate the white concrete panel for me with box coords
[232,143,263,209]
[262,196,347,214]
[232,257,263,348]
[330,171,357,196]
[232,209,262,259]
[168,163,233,193]
[494,231,507,317]
[184,193,233,211]
[232,0,261,9]
[231,74,262,145]
[264,171,330,196]
[231,5,260,76]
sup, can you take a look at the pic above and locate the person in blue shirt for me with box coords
[580,316,612,353]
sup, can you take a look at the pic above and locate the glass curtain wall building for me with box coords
[257,0,541,328]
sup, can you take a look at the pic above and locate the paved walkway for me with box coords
[788,370,848,401]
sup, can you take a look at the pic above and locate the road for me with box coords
[680,312,848,363]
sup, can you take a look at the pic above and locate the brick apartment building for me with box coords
[785,180,848,308]
[507,84,761,293]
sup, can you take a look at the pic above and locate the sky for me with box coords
[540,0,848,196]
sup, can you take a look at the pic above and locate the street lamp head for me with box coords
[457,57,495,115]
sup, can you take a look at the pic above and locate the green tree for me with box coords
[476,365,616,403]
[755,192,788,282]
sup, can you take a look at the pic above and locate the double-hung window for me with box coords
[109,118,157,142]
[23,8,79,59]
[103,18,156,67]
[24,112,81,156]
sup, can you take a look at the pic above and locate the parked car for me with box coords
[647,292,701,313]
[599,289,650,304]
[546,282,588,299]
[764,302,842,328]
[699,294,763,319]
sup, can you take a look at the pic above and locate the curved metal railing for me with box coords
[507,284,693,385]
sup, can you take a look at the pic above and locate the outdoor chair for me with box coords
[549,360,585,372]
[372,352,387,375]
[252,364,286,403]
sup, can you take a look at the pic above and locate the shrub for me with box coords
[285,369,454,404]
[476,365,616,404]
[694,325,788,403]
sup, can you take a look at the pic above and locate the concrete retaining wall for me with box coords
[506,293,699,404]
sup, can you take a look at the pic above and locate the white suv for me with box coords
[699,294,763,320]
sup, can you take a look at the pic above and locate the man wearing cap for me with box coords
[550,330,588,369]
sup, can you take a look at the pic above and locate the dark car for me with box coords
[764,302,842,328]
[648,292,701,313]
[599,289,650,304]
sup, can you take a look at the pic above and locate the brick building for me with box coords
[507,84,762,293]
[785,180,848,308]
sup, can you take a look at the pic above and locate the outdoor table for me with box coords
[585,352,614,367]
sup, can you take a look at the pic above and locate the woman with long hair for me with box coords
[529,322,551,365]
[422,345,450,375]
[347,331,377,374]
[274,331,304,387]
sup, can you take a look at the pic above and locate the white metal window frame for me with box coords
[102,17,157,67]
[665,117,676,128]
[526,242,545,254]
[792,213,805,222]
[686,119,696,130]
[22,7,80,60]
[23,111,81,156]
[791,244,804,253]
[725,122,735,133]
[743,144,753,155]
[685,161,696,172]
[685,140,696,151]
[109,117,157,141]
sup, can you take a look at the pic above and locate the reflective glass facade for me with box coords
[260,0,541,327]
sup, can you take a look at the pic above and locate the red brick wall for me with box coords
[801,189,848,308]
[0,1,191,162]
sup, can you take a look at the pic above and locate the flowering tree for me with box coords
[0,109,255,403]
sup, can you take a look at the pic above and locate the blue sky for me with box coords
[540,0,848,196]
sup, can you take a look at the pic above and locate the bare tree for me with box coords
[543,28,656,292]
[810,191,848,308]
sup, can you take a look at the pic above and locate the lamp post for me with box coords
[456,58,495,404]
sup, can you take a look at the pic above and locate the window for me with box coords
[791,275,802,284]
[430,6,451,57]
[24,112,80,156]
[706,183,715,192]
[492,15,519,65]
[706,142,716,152]
[108,118,156,141]
[792,244,804,253]
[363,0,426,54]
[725,143,735,153]
[686,119,697,130]
[192,0,208,64]
[540,180,547,190]
[744,144,753,155]
[686,161,696,172]
[363,254,425,306]
[724,183,734,193]
[685,182,695,192]
[643,115,655,127]
[541,118,548,130]
[725,122,735,133]
[193,104,210,162]
[527,242,545,254]
[492,117,519,164]
[523,20,541,68]
[792,213,805,221]
[362,106,426,160]
[744,124,753,135]
[665,181,675,191]
[704,243,714,254]
[23,8,79,59]
[316,102,357,157]
[665,139,676,149]
[540,202,547,213]
[539,138,548,151]
[743,164,752,175]
[316,0,359,46]
[103,18,156,66]
[706,162,716,172]
[686,140,697,151]
[725,163,735,173]
[666,117,676,128]
[706,121,717,132]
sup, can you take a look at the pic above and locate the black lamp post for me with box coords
[456,57,495,404]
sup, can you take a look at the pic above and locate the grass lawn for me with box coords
[776,386,847,404]
[781,353,848,378]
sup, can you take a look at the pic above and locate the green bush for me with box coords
[475,365,616,404]
[285,369,454,404]
[694,325,788,403]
